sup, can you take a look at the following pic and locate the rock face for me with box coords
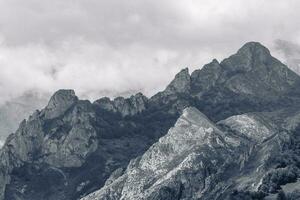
[2,42,300,200]
[94,93,148,117]
[191,59,221,96]
[82,107,233,200]
[0,91,100,200]
[164,68,191,95]
[218,113,276,142]
[219,42,299,96]
[0,90,173,200]
[82,107,300,200]
[190,42,300,121]
[43,90,78,119]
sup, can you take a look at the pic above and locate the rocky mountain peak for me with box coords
[237,41,271,57]
[220,42,274,73]
[43,89,78,119]
[164,67,191,94]
[190,59,221,95]
[216,42,300,97]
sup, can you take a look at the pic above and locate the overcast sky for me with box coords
[0,0,300,104]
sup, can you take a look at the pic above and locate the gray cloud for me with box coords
[0,0,300,104]
[274,40,300,74]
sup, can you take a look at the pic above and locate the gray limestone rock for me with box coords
[81,107,300,200]
[43,89,78,119]
[94,93,148,117]
[164,68,191,95]
[81,108,236,200]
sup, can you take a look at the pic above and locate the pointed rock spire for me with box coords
[44,89,78,119]
[191,59,221,95]
[165,68,191,94]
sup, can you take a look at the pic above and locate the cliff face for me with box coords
[82,107,300,200]
[94,93,148,117]
[2,42,300,200]
[0,89,176,200]
[82,107,236,200]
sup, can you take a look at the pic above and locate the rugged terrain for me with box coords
[82,107,300,200]
[1,42,300,199]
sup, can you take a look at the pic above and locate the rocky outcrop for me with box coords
[218,113,277,142]
[42,100,98,168]
[191,59,221,97]
[164,68,191,95]
[83,107,295,200]
[219,42,300,96]
[81,107,233,200]
[0,91,99,200]
[43,89,78,119]
[94,93,148,117]
[82,107,300,200]
[0,89,169,200]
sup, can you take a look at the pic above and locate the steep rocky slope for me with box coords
[1,42,300,200]
[83,107,300,200]
[82,107,239,200]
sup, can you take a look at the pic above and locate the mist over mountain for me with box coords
[1,0,300,107]
[275,39,300,75]
[0,91,49,145]
[1,42,300,200]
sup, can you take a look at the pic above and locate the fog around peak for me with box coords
[0,0,300,104]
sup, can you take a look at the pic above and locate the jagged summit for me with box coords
[164,67,191,94]
[160,41,300,101]
[237,41,271,55]
[190,59,221,95]
[219,42,300,96]
[221,41,275,72]
[43,89,78,119]
[93,92,148,116]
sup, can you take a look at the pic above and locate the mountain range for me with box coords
[1,42,300,200]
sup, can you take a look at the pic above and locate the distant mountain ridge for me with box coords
[1,42,300,200]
